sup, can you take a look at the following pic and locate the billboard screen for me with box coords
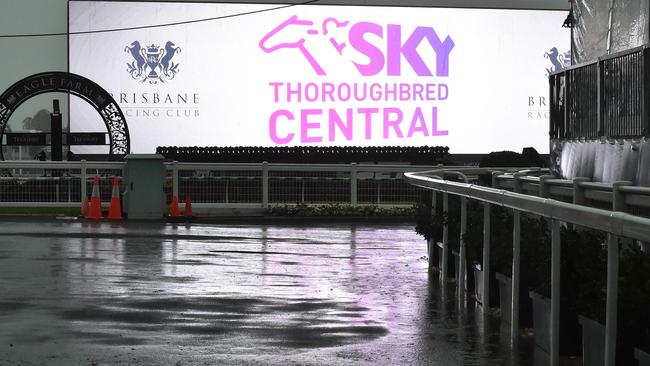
[69,2,570,154]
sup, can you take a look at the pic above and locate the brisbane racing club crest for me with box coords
[125,41,181,83]
[544,47,571,76]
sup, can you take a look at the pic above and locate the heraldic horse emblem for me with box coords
[125,41,181,83]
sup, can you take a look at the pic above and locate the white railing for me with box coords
[0,160,438,209]
[405,167,650,366]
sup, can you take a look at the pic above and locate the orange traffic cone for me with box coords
[168,195,181,218]
[108,176,122,220]
[87,175,103,220]
[183,195,194,218]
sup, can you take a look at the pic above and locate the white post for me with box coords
[172,160,179,198]
[262,161,269,208]
[604,181,629,366]
[604,233,619,366]
[350,163,358,206]
[428,192,437,269]
[511,209,521,341]
[459,197,468,298]
[482,202,491,311]
[441,192,449,282]
[511,173,524,341]
[80,159,87,210]
[539,175,553,198]
[573,177,590,205]
[551,219,561,366]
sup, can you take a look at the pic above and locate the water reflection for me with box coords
[0,221,533,365]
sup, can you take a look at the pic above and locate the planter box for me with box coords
[452,250,460,280]
[578,315,605,366]
[529,291,551,366]
[496,272,512,324]
[474,263,484,306]
[436,242,444,272]
[636,348,650,366]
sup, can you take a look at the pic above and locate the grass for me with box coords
[0,207,82,215]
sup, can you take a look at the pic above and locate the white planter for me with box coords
[636,348,650,366]
[578,315,605,366]
[529,291,551,366]
[452,250,460,280]
[473,263,484,306]
[496,272,512,324]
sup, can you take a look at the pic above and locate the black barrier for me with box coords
[156,145,449,164]
[550,45,650,139]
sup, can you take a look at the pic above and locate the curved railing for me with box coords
[405,167,650,366]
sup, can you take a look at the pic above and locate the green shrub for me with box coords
[618,246,650,363]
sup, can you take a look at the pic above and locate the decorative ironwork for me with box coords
[101,102,129,155]
[0,72,130,160]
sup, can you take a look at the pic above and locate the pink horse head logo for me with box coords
[259,15,349,76]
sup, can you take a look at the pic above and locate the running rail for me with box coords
[405,169,650,241]
[405,168,650,366]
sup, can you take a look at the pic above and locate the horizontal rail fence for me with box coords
[0,161,123,207]
[0,161,434,208]
[550,45,650,139]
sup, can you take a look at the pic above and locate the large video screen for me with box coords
[69,1,570,154]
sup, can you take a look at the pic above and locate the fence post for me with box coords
[482,202,491,312]
[459,196,468,300]
[573,177,591,205]
[428,191,437,269]
[350,163,358,206]
[603,181,630,365]
[597,59,604,136]
[80,159,87,210]
[262,162,269,208]
[604,233,619,366]
[551,219,561,366]
[641,46,650,137]
[511,208,521,342]
[491,171,503,188]
[539,175,553,198]
[172,160,179,199]
[612,181,631,212]
[441,191,449,282]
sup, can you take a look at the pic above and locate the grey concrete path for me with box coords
[0,220,530,365]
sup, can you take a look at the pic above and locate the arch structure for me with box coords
[0,71,130,160]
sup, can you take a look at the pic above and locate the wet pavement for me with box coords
[0,220,532,365]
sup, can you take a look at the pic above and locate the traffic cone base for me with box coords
[168,195,181,218]
[108,176,122,220]
[87,175,103,220]
[183,195,194,219]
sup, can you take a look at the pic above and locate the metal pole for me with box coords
[80,159,87,210]
[511,173,523,341]
[262,161,269,208]
[551,219,561,366]
[428,192,437,269]
[511,209,521,341]
[540,175,553,198]
[573,177,590,205]
[604,233,619,366]
[482,202,491,311]
[350,163,357,206]
[459,197,468,298]
[441,192,449,282]
[172,160,179,198]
